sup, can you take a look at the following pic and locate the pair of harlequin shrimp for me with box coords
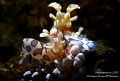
[19,2,96,81]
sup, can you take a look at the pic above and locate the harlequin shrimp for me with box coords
[19,2,96,81]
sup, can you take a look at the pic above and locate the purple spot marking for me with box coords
[33,48,42,56]
[26,46,31,52]
[43,55,50,61]
[79,41,84,48]
[31,40,38,47]
[86,42,96,50]
[25,38,30,41]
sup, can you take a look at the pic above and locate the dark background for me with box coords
[0,0,119,81]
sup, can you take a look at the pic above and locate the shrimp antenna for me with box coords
[48,2,62,11]
[66,4,80,13]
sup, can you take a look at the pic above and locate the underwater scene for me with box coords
[0,0,119,81]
